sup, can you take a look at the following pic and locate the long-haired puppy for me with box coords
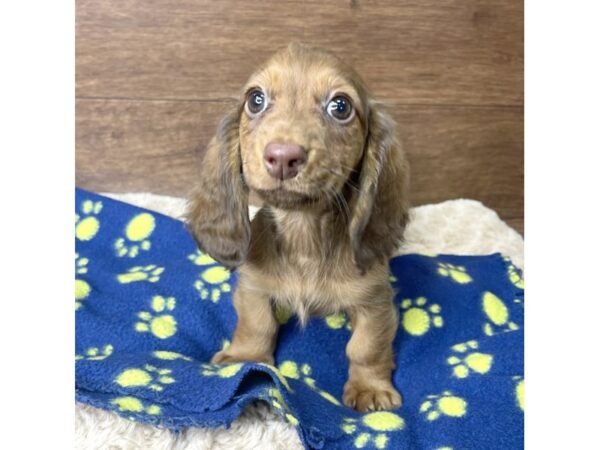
[186,43,409,412]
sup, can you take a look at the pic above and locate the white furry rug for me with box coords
[75,193,523,450]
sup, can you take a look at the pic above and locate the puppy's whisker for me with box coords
[337,163,360,174]
[319,167,361,194]
[335,190,351,221]
[324,187,350,222]
[343,180,361,193]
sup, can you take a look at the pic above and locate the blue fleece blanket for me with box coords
[75,188,524,449]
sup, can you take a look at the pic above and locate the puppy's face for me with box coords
[239,45,369,209]
[187,43,409,272]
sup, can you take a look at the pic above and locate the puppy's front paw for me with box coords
[211,349,274,366]
[343,380,403,412]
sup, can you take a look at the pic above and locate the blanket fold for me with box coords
[75,188,524,449]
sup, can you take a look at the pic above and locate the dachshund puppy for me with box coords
[186,43,409,412]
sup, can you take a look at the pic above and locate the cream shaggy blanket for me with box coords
[75,193,524,450]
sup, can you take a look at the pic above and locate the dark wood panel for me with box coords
[76,0,523,106]
[76,99,523,233]
[399,105,524,223]
[75,99,231,196]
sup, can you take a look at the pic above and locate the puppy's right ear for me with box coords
[185,106,250,269]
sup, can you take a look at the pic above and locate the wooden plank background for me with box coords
[76,0,523,234]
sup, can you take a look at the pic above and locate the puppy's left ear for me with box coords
[349,101,410,273]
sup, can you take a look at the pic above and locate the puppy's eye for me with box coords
[245,89,268,116]
[326,95,354,123]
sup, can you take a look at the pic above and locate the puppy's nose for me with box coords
[263,143,307,180]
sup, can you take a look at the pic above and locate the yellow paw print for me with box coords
[278,360,341,405]
[437,263,473,284]
[514,376,524,411]
[75,200,102,241]
[504,257,524,288]
[75,253,88,274]
[266,387,300,426]
[111,396,161,415]
[153,351,192,362]
[135,296,177,339]
[75,278,91,311]
[114,213,156,258]
[255,363,293,392]
[447,340,493,378]
[420,391,467,421]
[482,291,519,336]
[115,364,175,391]
[342,412,406,449]
[201,362,244,378]
[75,253,91,310]
[399,297,443,336]
[76,344,113,361]
[275,304,293,324]
[189,251,232,303]
[279,360,315,387]
[324,312,352,330]
[188,250,216,265]
[117,265,164,284]
[220,339,231,351]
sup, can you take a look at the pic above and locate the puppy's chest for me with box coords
[248,209,369,313]
[269,255,365,314]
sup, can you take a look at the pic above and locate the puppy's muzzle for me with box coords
[263,142,307,180]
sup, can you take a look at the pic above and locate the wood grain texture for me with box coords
[76,0,523,105]
[76,99,231,196]
[76,99,523,232]
[399,105,524,222]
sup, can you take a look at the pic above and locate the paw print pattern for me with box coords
[275,304,293,324]
[255,363,293,392]
[115,364,175,391]
[135,296,177,339]
[114,213,156,257]
[152,351,192,362]
[75,253,88,274]
[324,312,352,330]
[111,396,161,416]
[76,344,113,361]
[482,291,519,336]
[189,251,232,303]
[279,360,315,386]
[75,200,102,241]
[75,279,91,311]
[188,250,216,266]
[266,387,300,426]
[399,297,443,336]
[117,265,164,284]
[278,360,341,405]
[420,391,467,421]
[437,263,473,284]
[504,257,525,288]
[75,253,91,310]
[201,362,244,378]
[220,339,231,351]
[513,376,524,411]
[447,340,493,378]
[341,412,406,449]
